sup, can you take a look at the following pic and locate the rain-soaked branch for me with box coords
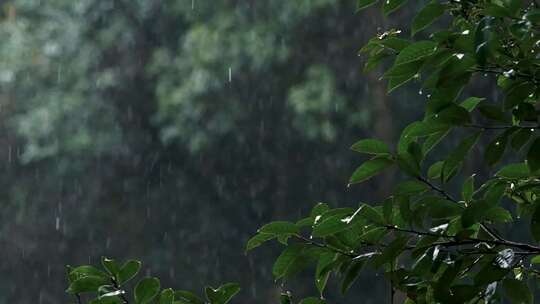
[385,225,540,253]
[415,176,504,242]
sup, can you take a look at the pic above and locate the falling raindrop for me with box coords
[228,67,232,82]
[55,216,60,231]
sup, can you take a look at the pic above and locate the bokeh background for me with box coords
[0,1,484,303]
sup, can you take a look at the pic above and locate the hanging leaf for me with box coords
[395,41,438,65]
[134,277,160,304]
[350,139,390,155]
[349,157,394,184]
[412,1,445,35]
[204,283,240,304]
[503,278,533,304]
[526,137,540,172]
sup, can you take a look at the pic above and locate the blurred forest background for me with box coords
[0,1,494,303]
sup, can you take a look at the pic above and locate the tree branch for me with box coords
[416,176,504,242]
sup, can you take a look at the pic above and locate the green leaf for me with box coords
[485,128,517,166]
[511,128,533,151]
[422,197,463,219]
[118,260,141,285]
[383,0,408,16]
[460,97,484,112]
[272,244,310,280]
[531,205,540,243]
[357,0,378,10]
[312,214,351,237]
[412,1,445,36]
[341,260,365,294]
[101,257,120,277]
[315,252,335,295]
[134,277,160,304]
[158,288,174,304]
[478,103,510,122]
[496,163,531,179]
[299,297,325,304]
[395,41,438,65]
[204,283,240,304]
[245,233,275,252]
[526,137,540,172]
[474,17,494,67]
[66,275,109,294]
[349,157,394,185]
[503,278,533,304]
[462,200,492,228]
[531,255,540,264]
[68,265,109,283]
[350,139,390,155]
[474,261,509,286]
[484,207,513,224]
[174,291,204,304]
[427,161,443,180]
[356,204,385,225]
[373,236,409,267]
[407,120,450,137]
[435,104,471,125]
[258,221,299,236]
[442,131,481,182]
[462,175,475,202]
[394,180,428,196]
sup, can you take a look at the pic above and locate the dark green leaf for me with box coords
[395,41,438,65]
[66,275,109,294]
[412,1,445,35]
[373,236,409,267]
[460,97,484,112]
[204,283,240,304]
[312,214,351,237]
[511,128,533,151]
[101,257,120,277]
[503,278,532,304]
[134,277,160,304]
[527,137,540,172]
[496,163,532,179]
[531,205,540,243]
[245,233,275,252]
[273,244,309,279]
[341,260,365,294]
[299,297,325,304]
[158,288,174,304]
[383,0,409,16]
[350,139,390,155]
[395,180,428,196]
[349,157,394,184]
[462,175,475,202]
[258,221,299,236]
[118,260,141,285]
[485,128,517,166]
[174,290,204,304]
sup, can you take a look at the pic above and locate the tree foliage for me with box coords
[246,0,540,303]
[65,257,239,304]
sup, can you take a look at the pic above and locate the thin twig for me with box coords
[464,124,540,130]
